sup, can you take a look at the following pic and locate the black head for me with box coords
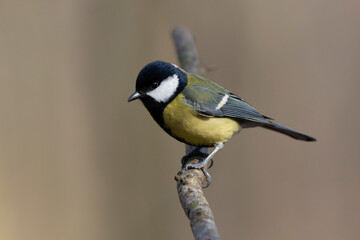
[128,61,188,125]
[129,61,187,100]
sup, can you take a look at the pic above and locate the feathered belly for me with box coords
[163,95,241,146]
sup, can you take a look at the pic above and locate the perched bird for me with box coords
[128,61,316,186]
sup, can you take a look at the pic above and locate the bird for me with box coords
[128,61,316,186]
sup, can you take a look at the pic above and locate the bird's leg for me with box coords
[183,143,223,170]
[182,143,224,188]
[181,146,208,168]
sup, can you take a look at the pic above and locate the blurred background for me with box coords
[1,0,359,239]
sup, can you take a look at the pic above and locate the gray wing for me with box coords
[220,95,271,124]
[182,81,316,141]
[182,85,270,125]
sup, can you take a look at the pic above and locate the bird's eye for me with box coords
[151,82,159,89]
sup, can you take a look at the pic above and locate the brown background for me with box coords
[1,1,359,239]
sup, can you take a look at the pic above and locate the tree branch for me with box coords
[172,26,220,240]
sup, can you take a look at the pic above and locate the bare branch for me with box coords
[172,26,200,75]
[172,26,220,240]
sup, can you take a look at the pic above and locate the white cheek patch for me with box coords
[147,74,179,103]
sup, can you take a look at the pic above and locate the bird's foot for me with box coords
[182,157,212,170]
[181,143,224,188]
[181,147,210,168]
[181,147,218,188]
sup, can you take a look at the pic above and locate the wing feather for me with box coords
[182,79,270,124]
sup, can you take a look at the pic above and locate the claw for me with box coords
[181,147,208,169]
[208,158,214,169]
[180,143,224,188]
[201,168,211,188]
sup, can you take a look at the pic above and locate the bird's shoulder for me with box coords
[182,74,271,124]
[183,73,245,103]
[187,74,230,93]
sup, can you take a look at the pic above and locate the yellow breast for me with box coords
[163,94,241,146]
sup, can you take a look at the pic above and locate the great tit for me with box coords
[128,61,316,184]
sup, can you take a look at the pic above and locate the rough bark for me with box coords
[172,26,220,240]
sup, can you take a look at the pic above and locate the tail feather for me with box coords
[262,122,316,142]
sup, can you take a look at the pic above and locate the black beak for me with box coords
[128,91,141,102]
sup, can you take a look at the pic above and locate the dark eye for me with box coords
[151,82,159,89]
